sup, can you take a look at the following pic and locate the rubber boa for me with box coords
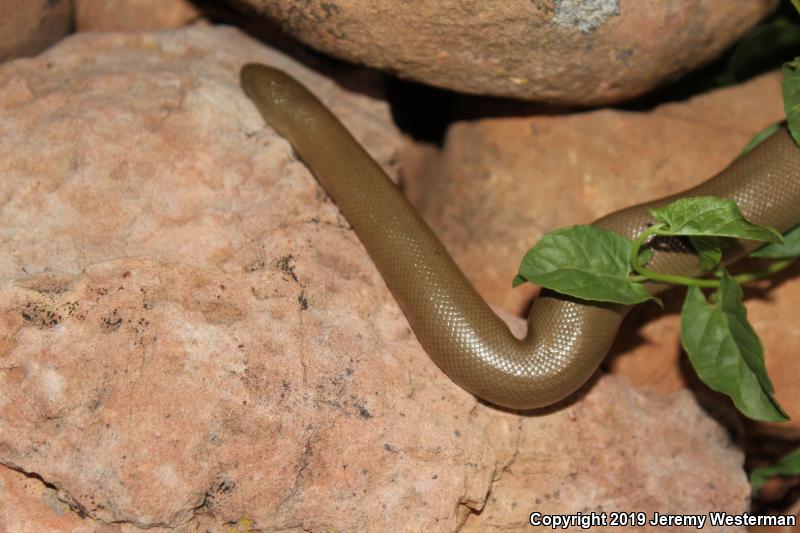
[240,63,800,409]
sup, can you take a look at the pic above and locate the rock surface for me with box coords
[0,464,98,533]
[0,25,750,531]
[239,0,777,104]
[407,70,800,438]
[75,0,206,31]
[0,0,74,62]
[0,461,220,532]
[461,378,749,533]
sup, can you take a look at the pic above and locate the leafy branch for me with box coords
[751,447,800,493]
[515,44,800,427]
[513,193,797,423]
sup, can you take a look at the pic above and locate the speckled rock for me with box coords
[0,25,750,531]
[461,377,749,533]
[0,27,400,280]
[238,0,777,104]
[407,70,800,436]
[0,0,73,61]
[0,462,221,532]
[0,465,91,533]
[75,0,206,32]
[0,262,750,530]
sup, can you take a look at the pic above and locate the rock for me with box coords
[460,378,749,533]
[0,464,95,533]
[0,258,497,529]
[0,461,221,532]
[0,25,750,530]
[407,70,800,437]
[74,0,206,32]
[0,26,400,281]
[0,0,73,62]
[0,261,750,530]
[238,0,777,104]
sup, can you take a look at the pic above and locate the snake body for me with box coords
[241,64,800,409]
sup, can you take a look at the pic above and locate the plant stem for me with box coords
[630,226,797,288]
[629,225,720,288]
[734,258,796,283]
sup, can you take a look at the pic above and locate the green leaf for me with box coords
[783,58,800,146]
[680,271,788,422]
[750,224,800,259]
[637,247,654,266]
[650,197,783,243]
[689,236,723,272]
[514,225,655,305]
[750,447,800,493]
[793,0,800,16]
[739,123,780,156]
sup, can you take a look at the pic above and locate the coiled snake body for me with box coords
[241,63,800,409]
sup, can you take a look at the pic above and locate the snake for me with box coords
[240,63,800,410]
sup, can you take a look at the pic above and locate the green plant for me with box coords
[751,447,800,493]
[514,62,800,423]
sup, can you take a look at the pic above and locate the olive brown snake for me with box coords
[240,63,800,410]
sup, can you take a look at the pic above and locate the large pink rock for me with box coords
[0,0,74,61]
[238,0,777,104]
[0,26,750,531]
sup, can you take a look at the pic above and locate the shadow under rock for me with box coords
[386,75,583,145]
[604,288,684,366]
[221,1,583,144]
[207,0,800,144]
